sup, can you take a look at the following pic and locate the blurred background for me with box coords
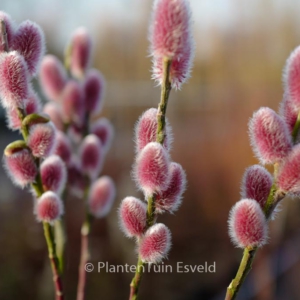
[1,0,300,299]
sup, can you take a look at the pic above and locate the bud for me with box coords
[35,191,64,223]
[283,46,300,110]
[22,113,50,127]
[135,108,172,153]
[11,20,45,76]
[249,107,292,164]
[79,134,103,180]
[134,142,170,195]
[54,131,72,164]
[0,11,15,51]
[26,90,41,114]
[228,199,268,248]
[4,140,27,156]
[83,69,105,113]
[119,197,147,237]
[139,223,171,264]
[27,122,56,158]
[90,118,114,153]
[156,162,186,213]
[3,147,37,187]
[43,102,64,131]
[279,94,299,134]
[41,155,67,195]
[88,176,116,218]
[277,144,300,195]
[150,0,194,89]
[69,27,92,79]
[241,165,273,208]
[61,80,84,125]
[0,51,29,109]
[39,55,67,101]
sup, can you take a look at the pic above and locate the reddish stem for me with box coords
[76,213,93,300]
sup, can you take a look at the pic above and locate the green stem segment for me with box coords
[225,247,257,300]
[292,111,300,143]
[54,218,66,274]
[129,57,172,300]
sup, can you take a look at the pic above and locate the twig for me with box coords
[129,57,172,300]
[19,112,64,300]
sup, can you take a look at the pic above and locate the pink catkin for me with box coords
[228,199,268,248]
[40,55,67,101]
[135,108,172,153]
[79,134,103,180]
[26,90,41,114]
[3,148,37,187]
[277,144,300,195]
[27,122,56,158]
[41,155,67,195]
[70,27,92,79]
[134,142,170,195]
[35,191,63,223]
[6,90,41,130]
[11,20,45,76]
[0,51,29,109]
[90,118,114,153]
[88,176,116,218]
[43,102,64,131]
[54,131,72,164]
[139,223,171,264]
[283,45,300,110]
[67,123,83,143]
[83,69,105,113]
[241,165,273,209]
[0,11,15,51]
[279,93,299,134]
[156,162,186,213]
[67,156,85,194]
[249,107,292,164]
[150,0,194,89]
[61,80,84,125]
[119,197,147,237]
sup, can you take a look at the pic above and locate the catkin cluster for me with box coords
[228,45,300,249]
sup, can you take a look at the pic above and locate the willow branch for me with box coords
[129,57,172,300]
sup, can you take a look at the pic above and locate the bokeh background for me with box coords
[1,0,300,299]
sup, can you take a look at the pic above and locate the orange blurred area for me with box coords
[1,1,300,299]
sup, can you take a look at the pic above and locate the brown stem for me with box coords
[76,176,94,300]
[129,57,172,300]
[0,19,9,52]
